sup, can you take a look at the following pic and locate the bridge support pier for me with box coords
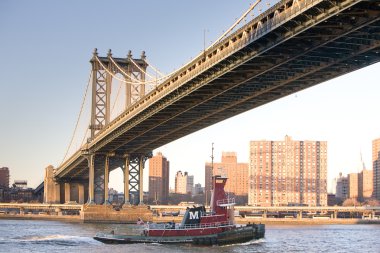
[78,184,85,204]
[123,156,130,206]
[64,183,71,203]
[125,153,151,205]
[43,165,61,204]
[104,155,110,205]
[87,154,109,205]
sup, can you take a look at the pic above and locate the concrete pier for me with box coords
[80,204,152,223]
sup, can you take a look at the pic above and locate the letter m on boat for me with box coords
[189,211,199,220]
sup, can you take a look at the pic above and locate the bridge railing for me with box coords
[147,220,234,230]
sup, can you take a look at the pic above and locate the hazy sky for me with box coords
[1,0,379,193]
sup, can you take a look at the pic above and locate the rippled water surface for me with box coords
[0,220,378,253]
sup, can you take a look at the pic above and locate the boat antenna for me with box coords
[211,142,214,172]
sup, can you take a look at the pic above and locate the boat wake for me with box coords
[239,238,266,245]
[15,235,101,246]
[220,238,266,247]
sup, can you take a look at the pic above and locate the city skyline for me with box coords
[1,0,379,194]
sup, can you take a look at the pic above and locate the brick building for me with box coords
[148,152,169,204]
[0,167,10,188]
[205,152,248,204]
[373,138,380,200]
[248,136,327,206]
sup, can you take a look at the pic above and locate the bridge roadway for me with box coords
[54,0,380,204]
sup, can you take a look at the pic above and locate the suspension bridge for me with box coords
[41,0,380,221]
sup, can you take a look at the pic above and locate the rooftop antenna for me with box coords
[360,151,366,171]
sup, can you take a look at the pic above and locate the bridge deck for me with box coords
[56,0,380,180]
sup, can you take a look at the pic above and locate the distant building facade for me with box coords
[327,194,337,206]
[0,167,10,188]
[336,169,373,203]
[248,136,327,206]
[187,174,194,194]
[175,171,193,194]
[205,164,213,204]
[194,183,204,195]
[348,173,359,199]
[336,172,349,201]
[358,169,373,200]
[373,138,380,200]
[205,152,248,204]
[148,152,169,204]
[14,180,28,190]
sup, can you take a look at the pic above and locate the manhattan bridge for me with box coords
[39,0,379,220]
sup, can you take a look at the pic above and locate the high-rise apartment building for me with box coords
[249,136,327,206]
[336,172,349,201]
[205,152,248,204]
[348,173,359,199]
[187,174,194,194]
[0,167,10,188]
[205,163,213,204]
[148,152,169,204]
[373,138,380,200]
[194,183,204,195]
[175,171,193,194]
[358,169,373,200]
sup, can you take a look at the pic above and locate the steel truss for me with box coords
[89,49,148,139]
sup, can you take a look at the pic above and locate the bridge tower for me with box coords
[89,48,148,138]
[87,49,150,205]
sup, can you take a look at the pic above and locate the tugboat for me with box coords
[94,175,265,245]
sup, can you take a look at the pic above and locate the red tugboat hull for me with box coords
[94,223,265,245]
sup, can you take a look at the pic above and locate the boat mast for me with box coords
[211,142,214,174]
[206,143,214,207]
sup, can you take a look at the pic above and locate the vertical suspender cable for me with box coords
[60,71,92,166]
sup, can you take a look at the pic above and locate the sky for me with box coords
[1,0,379,194]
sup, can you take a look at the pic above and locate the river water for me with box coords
[0,219,378,253]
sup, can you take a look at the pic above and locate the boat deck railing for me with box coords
[147,220,234,230]
[217,198,236,207]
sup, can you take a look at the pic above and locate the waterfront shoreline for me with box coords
[1,213,380,225]
[236,217,380,225]
[0,214,82,222]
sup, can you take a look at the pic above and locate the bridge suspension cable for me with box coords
[143,59,166,77]
[96,55,170,86]
[60,70,92,166]
[209,0,262,49]
[111,78,124,115]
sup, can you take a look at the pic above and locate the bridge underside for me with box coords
[58,0,380,183]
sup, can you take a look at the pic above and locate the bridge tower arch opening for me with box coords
[108,167,124,204]
[85,153,152,206]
